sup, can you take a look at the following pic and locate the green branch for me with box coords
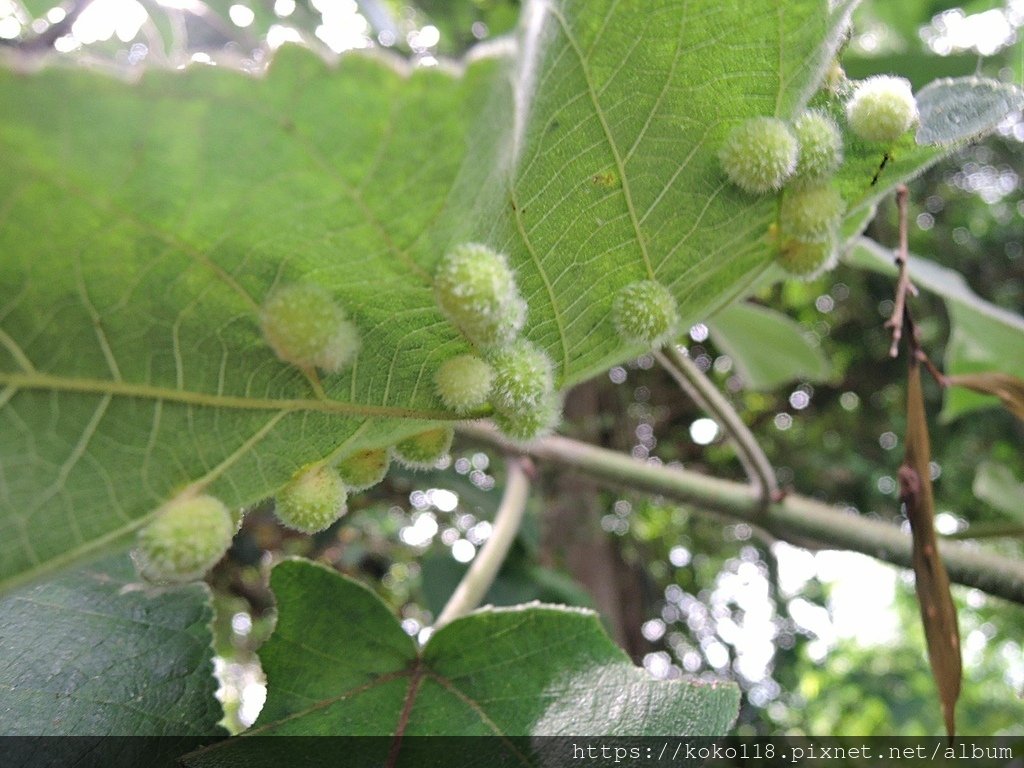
[458,423,1024,606]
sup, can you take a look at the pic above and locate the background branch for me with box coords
[434,456,531,629]
[657,344,778,501]
[458,422,1024,606]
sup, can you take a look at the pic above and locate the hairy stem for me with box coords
[434,457,531,628]
[657,345,778,501]
[458,423,1024,605]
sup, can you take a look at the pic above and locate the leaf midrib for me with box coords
[0,371,459,420]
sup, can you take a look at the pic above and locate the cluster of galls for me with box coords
[133,277,463,581]
[718,74,918,278]
[135,431,457,583]
[135,75,919,584]
[433,243,562,443]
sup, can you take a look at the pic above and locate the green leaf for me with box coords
[708,302,831,390]
[0,48,494,592]
[973,462,1024,522]
[4,2,1020,591]
[0,552,223,736]
[0,0,851,589]
[915,77,1024,146]
[847,238,1024,420]
[194,559,738,752]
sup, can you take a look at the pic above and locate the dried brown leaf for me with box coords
[902,363,962,741]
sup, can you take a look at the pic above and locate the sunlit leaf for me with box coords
[900,362,962,741]
[915,77,1024,146]
[0,0,854,590]
[973,461,1024,522]
[708,302,831,391]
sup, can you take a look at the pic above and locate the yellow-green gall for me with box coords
[259,284,360,373]
[718,117,798,194]
[777,237,838,280]
[135,495,235,583]
[435,354,494,413]
[793,111,843,180]
[489,339,555,416]
[612,280,679,347]
[275,464,347,534]
[493,391,563,444]
[780,183,846,242]
[337,448,391,492]
[434,243,526,349]
[846,76,918,143]
[392,427,455,470]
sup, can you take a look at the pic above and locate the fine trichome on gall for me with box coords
[392,427,455,469]
[434,243,526,350]
[337,448,391,492]
[487,339,562,442]
[718,116,798,194]
[489,339,554,415]
[779,182,845,242]
[792,110,843,181]
[846,75,918,144]
[274,464,347,534]
[134,494,236,583]
[612,280,680,347]
[259,283,360,373]
[434,353,494,413]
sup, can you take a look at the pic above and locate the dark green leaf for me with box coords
[190,559,738,757]
[0,553,223,736]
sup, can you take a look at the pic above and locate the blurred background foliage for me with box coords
[3,0,1021,737]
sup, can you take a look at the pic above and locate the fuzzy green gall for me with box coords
[337,448,391,492]
[846,76,918,143]
[776,237,838,279]
[494,391,563,444]
[780,182,845,242]
[135,495,235,583]
[392,427,455,470]
[275,464,347,534]
[259,284,360,373]
[435,354,494,413]
[434,243,526,349]
[489,339,555,415]
[793,111,843,180]
[718,117,798,194]
[612,280,679,347]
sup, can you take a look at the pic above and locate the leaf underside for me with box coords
[0,0,844,588]
[0,0,1016,589]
